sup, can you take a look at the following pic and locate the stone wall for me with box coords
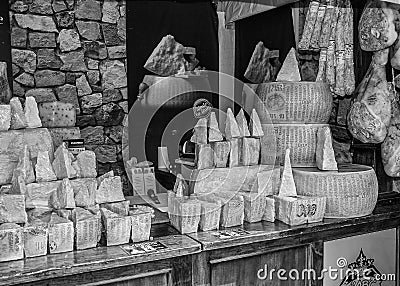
[9,0,131,194]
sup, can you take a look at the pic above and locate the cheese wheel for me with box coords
[292,164,378,218]
[255,82,332,124]
[261,123,327,167]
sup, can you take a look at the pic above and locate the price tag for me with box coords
[121,241,168,255]
[64,139,85,155]
[210,228,250,239]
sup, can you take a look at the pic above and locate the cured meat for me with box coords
[358,0,397,51]
[319,0,336,48]
[381,100,400,177]
[144,35,188,76]
[310,0,327,49]
[347,57,391,143]
[244,42,271,83]
[299,1,320,50]
[316,49,327,82]
[391,38,400,70]
[325,4,340,86]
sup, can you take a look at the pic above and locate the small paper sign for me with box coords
[210,228,250,239]
[121,241,168,255]
[64,139,85,155]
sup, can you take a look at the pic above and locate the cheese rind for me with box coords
[198,200,221,231]
[23,223,48,257]
[212,141,230,168]
[0,223,24,262]
[100,208,131,246]
[169,198,201,234]
[130,209,152,242]
[72,208,99,250]
[241,192,267,223]
[262,196,276,222]
[38,101,76,128]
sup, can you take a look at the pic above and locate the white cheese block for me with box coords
[274,195,326,226]
[76,150,97,178]
[130,209,152,242]
[212,141,230,168]
[72,207,99,250]
[292,164,379,218]
[0,105,11,131]
[72,178,97,207]
[242,137,260,166]
[24,96,42,128]
[236,109,250,137]
[0,223,23,262]
[52,143,77,179]
[9,97,27,130]
[0,194,27,223]
[35,150,57,182]
[255,81,332,124]
[261,123,328,167]
[316,126,338,171]
[101,200,130,216]
[249,109,264,137]
[195,144,214,170]
[240,192,267,223]
[277,149,297,197]
[191,165,276,195]
[251,168,281,195]
[190,118,208,144]
[100,208,131,246]
[228,138,239,167]
[197,200,221,232]
[169,198,201,234]
[208,112,223,142]
[262,196,276,222]
[47,213,74,254]
[95,176,125,204]
[225,108,240,140]
[214,193,244,228]
[23,222,48,257]
[38,101,76,128]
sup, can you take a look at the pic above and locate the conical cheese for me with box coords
[244,41,271,84]
[277,149,297,197]
[249,109,264,137]
[173,174,187,197]
[316,127,338,171]
[236,109,250,137]
[208,112,223,142]
[224,108,240,140]
[276,47,301,82]
[191,118,208,144]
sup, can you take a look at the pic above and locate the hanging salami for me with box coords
[299,1,321,50]
[310,0,327,49]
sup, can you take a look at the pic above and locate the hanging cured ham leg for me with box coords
[347,51,392,143]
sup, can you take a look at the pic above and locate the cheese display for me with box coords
[35,151,57,182]
[244,41,271,84]
[52,143,77,179]
[316,126,338,171]
[0,194,27,223]
[277,149,297,197]
[144,35,187,76]
[72,207,99,250]
[130,208,152,242]
[46,213,74,254]
[235,109,250,137]
[276,48,301,82]
[254,82,332,124]
[0,105,11,131]
[38,102,76,128]
[293,164,378,218]
[169,196,201,234]
[100,208,131,246]
[9,97,27,130]
[23,222,48,258]
[208,112,223,142]
[24,97,42,129]
[0,223,23,262]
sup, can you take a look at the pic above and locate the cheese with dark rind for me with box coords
[9,97,27,130]
[0,223,23,262]
[38,101,76,128]
[292,164,378,218]
[100,208,131,246]
[23,222,48,257]
[212,141,230,168]
[24,96,42,128]
[46,213,74,254]
[0,194,27,223]
[244,41,271,84]
[255,81,332,124]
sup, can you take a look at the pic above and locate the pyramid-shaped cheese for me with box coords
[52,143,77,179]
[249,109,264,137]
[236,109,250,137]
[244,41,271,83]
[277,149,297,197]
[208,112,223,142]
[9,97,27,130]
[35,151,57,182]
[144,35,187,76]
[173,174,187,197]
[316,127,338,171]
[190,117,208,144]
[225,108,240,140]
[24,96,42,128]
[276,48,301,82]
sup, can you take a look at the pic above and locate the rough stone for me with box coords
[105,126,122,143]
[24,96,42,128]
[83,41,107,60]
[52,143,77,179]
[11,27,27,48]
[11,1,28,13]
[76,115,96,127]
[94,103,124,126]
[15,73,34,87]
[80,93,102,114]
[331,125,352,143]
[37,48,63,69]
[29,32,56,48]
[12,81,25,97]
[91,85,103,93]
[76,75,92,96]
[103,89,122,104]
[76,21,101,41]
[55,11,75,28]
[92,145,117,163]
[76,151,97,178]
[107,46,126,59]
[35,150,57,182]
[48,127,81,149]
[38,102,76,128]
[81,126,104,144]
[120,87,127,99]
[29,0,52,15]
[65,72,76,84]
[25,88,56,103]
[65,0,74,9]
[100,60,127,89]
[12,64,20,77]
[14,14,57,32]
[102,1,119,23]
[332,139,352,164]
[119,101,128,113]
[300,60,318,82]
[54,84,80,113]
[87,70,100,85]
[87,58,99,70]
[102,23,124,46]
[35,70,65,87]
[76,0,101,21]
[119,4,126,17]
[52,0,67,13]
[117,16,126,41]
[12,49,36,74]
[58,29,81,52]
[9,97,27,129]
[59,50,87,72]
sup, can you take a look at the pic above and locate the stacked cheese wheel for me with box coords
[255,81,332,167]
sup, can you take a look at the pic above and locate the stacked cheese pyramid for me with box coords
[0,96,152,262]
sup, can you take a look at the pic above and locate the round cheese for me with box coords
[260,123,327,167]
[292,164,378,218]
[255,81,333,124]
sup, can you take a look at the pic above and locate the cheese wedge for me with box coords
[276,47,301,82]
